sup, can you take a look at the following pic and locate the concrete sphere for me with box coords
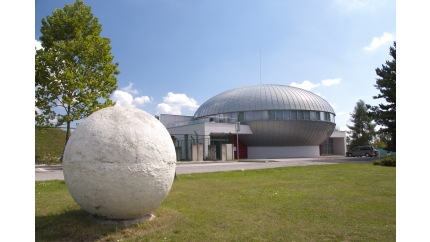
[63,106,176,219]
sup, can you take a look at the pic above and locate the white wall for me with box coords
[330,131,346,155]
[159,114,194,128]
[248,146,320,159]
[333,138,346,155]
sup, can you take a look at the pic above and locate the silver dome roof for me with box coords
[194,84,335,118]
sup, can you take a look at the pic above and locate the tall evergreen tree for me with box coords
[367,42,396,151]
[347,100,376,148]
[35,0,120,160]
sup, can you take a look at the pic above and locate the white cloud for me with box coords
[345,114,352,122]
[329,103,337,108]
[290,80,320,91]
[336,112,348,115]
[156,103,182,115]
[156,92,199,115]
[339,126,350,132]
[364,33,394,51]
[35,39,43,51]
[35,107,41,114]
[322,78,341,86]
[120,82,138,95]
[133,96,151,106]
[112,90,151,107]
[112,91,134,106]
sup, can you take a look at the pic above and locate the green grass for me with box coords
[35,163,396,241]
[35,127,69,164]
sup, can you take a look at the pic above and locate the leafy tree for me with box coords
[367,42,396,151]
[347,100,376,149]
[371,132,391,148]
[35,0,120,160]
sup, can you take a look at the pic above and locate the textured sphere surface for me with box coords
[63,106,176,219]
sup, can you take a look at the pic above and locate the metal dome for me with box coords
[193,84,336,147]
[194,84,335,118]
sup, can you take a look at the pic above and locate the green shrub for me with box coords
[373,156,396,166]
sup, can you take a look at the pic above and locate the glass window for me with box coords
[315,111,320,120]
[320,112,325,121]
[231,112,238,122]
[219,114,225,123]
[269,110,276,120]
[325,112,330,121]
[291,110,297,119]
[238,112,245,122]
[276,110,283,120]
[331,114,335,122]
[261,111,269,120]
[253,111,261,121]
[304,111,310,120]
[297,110,304,120]
[284,110,290,120]
[245,112,253,122]
[310,111,316,120]
[225,113,231,123]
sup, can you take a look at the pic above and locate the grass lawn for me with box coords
[35,163,396,241]
[35,127,69,164]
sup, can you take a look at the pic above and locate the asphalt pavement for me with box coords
[35,156,382,181]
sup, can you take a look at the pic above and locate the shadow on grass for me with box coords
[36,209,126,241]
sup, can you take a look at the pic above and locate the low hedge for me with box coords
[373,156,396,167]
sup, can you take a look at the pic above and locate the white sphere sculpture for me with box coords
[63,106,176,219]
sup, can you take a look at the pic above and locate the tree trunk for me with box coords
[60,105,71,163]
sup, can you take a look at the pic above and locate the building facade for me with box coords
[160,84,346,160]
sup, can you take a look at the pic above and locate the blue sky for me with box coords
[35,0,396,131]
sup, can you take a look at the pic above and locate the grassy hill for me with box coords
[35,127,69,164]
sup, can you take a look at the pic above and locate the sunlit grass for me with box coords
[36,163,395,241]
[35,127,68,164]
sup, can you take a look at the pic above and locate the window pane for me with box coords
[310,111,316,120]
[245,111,253,121]
[224,113,231,123]
[231,112,238,122]
[276,110,283,120]
[297,110,304,120]
[304,111,310,120]
[325,112,330,121]
[253,111,261,121]
[284,110,290,120]
[269,110,276,120]
[291,110,297,119]
[320,112,325,121]
[261,111,269,120]
[238,112,245,122]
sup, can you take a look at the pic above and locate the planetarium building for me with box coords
[160,84,346,160]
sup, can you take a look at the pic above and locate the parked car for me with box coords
[346,145,377,157]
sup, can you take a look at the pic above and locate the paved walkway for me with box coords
[35,155,378,181]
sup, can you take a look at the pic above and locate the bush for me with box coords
[373,156,396,166]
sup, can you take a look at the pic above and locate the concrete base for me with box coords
[192,144,203,161]
[248,146,320,159]
[91,213,155,226]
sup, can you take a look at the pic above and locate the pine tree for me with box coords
[347,100,376,148]
[367,42,396,151]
